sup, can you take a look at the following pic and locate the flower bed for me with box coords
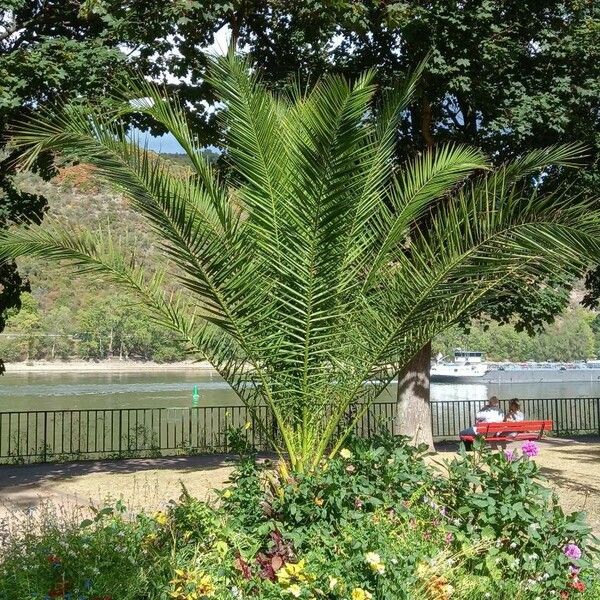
[0,437,598,599]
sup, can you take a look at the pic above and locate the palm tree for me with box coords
[1,55,599,472]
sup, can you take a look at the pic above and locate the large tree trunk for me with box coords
[395,341,434,450]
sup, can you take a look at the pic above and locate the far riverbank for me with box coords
[3,359,217,374]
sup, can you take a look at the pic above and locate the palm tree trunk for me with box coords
[395,341,434,450]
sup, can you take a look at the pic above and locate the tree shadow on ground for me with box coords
[0,452,275,493]
[540,465,600,497]
[0,453,279,514]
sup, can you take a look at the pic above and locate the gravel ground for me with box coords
[1,437,599,536]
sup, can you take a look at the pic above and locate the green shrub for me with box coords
[433,441,595,595]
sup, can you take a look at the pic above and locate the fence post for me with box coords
[271,411,278,451]
[43,411,48,462]
[118,409,123,455]
[597,397,600,437]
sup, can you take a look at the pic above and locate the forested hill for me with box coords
[1,164,599,364]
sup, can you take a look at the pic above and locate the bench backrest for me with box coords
[478,420,553,434]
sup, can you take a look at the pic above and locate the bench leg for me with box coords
[489,440,507,451]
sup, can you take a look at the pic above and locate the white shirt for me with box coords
[475,406,504,424]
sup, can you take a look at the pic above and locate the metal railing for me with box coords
[0,405,276,463]
[0,397,598,463]
[431,397,600,439]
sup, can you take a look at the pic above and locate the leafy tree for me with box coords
[76,294,187,361]
[42,305,76,360]
[1,57,600,469]
[0,291,43,360]
[0,0,208,371]
[591,315,600,358]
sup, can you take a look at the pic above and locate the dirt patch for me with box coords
[1,438,599,536]
[0,455,237,525]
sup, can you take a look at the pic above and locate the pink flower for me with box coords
[521,441,539,458]
[445,532,453,544]
[564,544,582,560]
[569,565,581,576]
[504,449,516,461]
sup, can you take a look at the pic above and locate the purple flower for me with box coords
[504,449,516,462]
[445,532,454,544]
[521,441,539,458]
[569,565,581,575]
[564,544,582,560]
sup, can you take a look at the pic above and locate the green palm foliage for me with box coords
[1,55,600,471]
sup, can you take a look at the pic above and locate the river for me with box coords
[1,370,600,412]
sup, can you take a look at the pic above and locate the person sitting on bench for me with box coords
[505,399,524,422]
[459,396,504,438]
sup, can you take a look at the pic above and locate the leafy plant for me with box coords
[0,439,598,599]
[2,55,600,471]
[435,441,595,594]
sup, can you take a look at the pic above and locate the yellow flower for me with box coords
[153,511,169,526]
[365,552,385,575]
[277,560,308,586]
[215,540,228,558]
[286,584,302,597]
[244,421,252,430]
[339,448,353,460]
[351,588,372,600]
[195,574,215,597]
[169,569,215,599]
[222,489,232,499]
[328,576,339,590]
[314,497,324,507]
[143,531,158,547]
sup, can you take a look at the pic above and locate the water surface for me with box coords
[1,371,599,412]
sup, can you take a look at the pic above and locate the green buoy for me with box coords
[192,384,200,407]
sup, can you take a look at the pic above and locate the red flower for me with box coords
[560,592,570,600]
[571,580,586,592]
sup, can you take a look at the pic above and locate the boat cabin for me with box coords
[453,349,485,364]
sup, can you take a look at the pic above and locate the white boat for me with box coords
[431,350,489,383]
[431,349,600,384]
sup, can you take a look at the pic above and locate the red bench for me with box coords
[460,420,553,446]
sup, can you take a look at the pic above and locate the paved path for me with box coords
[0,455,237,526]
[1,439,599,536]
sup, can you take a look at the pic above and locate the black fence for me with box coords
[0,398,599,464]
[431,397,600,439]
